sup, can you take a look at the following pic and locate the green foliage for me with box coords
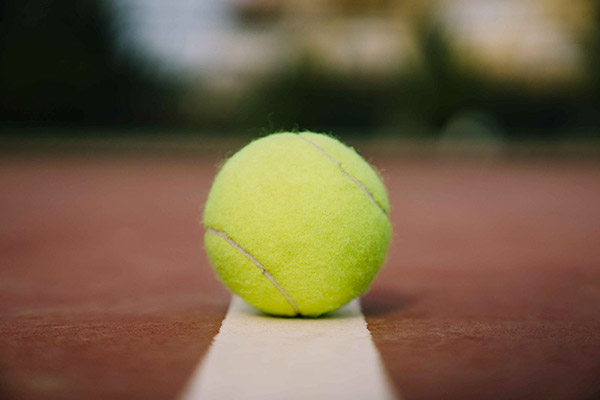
[0,1,597,139]
[0,0,176,127]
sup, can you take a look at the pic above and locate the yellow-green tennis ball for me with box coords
[203,132,391,317]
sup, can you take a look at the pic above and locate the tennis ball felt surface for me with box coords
[203,132,391,317]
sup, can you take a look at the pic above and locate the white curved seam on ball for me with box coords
[298,135,388,217]
[205,227,301,315]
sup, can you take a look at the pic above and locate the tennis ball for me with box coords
[203,132,391,317]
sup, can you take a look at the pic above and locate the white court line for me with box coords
[181,296,398,400]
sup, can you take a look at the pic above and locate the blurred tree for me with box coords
[581,0,600,133]
[244,62,395,134]
[407,16,582,139]
[0,0,176,129]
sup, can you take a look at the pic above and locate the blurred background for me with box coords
[1,0,599,146]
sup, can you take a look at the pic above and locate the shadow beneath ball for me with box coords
[245,287,412,320]
[361,287,413,317]
[253,303,363,320]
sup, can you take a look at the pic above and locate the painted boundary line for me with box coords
[180,296,398,400]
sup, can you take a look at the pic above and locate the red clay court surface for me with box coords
[1,151,599,400]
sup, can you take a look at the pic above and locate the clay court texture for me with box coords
[1,144,599,400]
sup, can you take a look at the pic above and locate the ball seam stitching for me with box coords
[298,135,389,217]
[205,227,301,315]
